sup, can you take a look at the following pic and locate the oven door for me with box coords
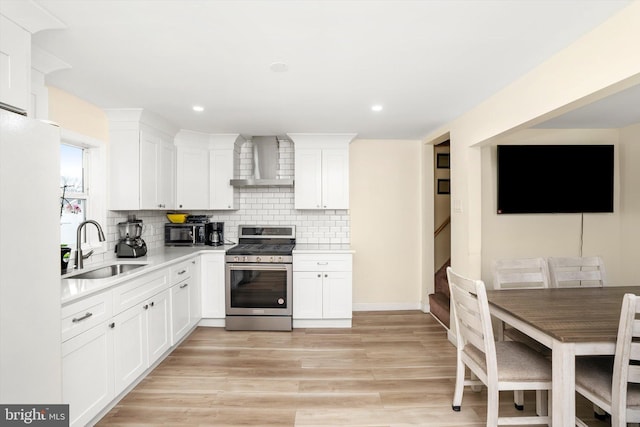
[226,263,292,316]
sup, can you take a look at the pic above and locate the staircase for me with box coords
[428,259,451,328]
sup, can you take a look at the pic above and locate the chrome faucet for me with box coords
[75,220,107,269]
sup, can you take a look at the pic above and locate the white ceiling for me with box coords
[31,0,634,139]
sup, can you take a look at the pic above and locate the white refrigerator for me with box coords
[0,109,62,403]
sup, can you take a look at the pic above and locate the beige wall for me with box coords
[48,86,109,142]
[350,139,424,309]
[619,123,640,284]
[425,2,640,279]
[480,129,625,286]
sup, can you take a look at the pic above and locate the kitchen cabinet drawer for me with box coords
[293,254,352,272]
[112,268,170,313]
[170,259,193,284]
[62,291,113,342]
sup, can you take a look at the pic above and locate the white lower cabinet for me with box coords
[62,320,114,427]
[62,257,201,426]
[170,258,201,344]
[146,289,171,365]
[293,253,353,327]
[113,302,147,394]
[200,252,226,323]
[171,280,191,344]
[189,257,202,326]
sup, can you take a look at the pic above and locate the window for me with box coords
[59,129,107,255]
[60,144,87,250]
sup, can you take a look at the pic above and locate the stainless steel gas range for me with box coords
[225,225,295,331]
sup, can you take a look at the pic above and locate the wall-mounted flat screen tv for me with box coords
[497,145,614,214]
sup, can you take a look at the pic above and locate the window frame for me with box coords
[60,129,107,256]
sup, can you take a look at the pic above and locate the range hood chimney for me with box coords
[230,136,294,187]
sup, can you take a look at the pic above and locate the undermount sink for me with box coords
[67,262,148,280]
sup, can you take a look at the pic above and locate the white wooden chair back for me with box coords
[548,256,607,288]
[492,257,550,290]
[447,266,552,426]
[612,293,640,424]
[447,267,497,381]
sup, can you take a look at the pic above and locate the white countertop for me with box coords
[293,244,354,253]
[61,245,228,305]
[62,243,353,305]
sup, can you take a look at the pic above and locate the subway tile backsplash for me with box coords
[95,139,349,264]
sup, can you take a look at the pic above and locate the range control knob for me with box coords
[243,256,249,262]
[256,256,262,262]
[233,256,239,262]
[269,256,275,262]
[278,256,283,262]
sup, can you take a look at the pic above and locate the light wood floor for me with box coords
[97,311,610,426]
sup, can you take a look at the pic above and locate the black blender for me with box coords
[115,215,148,258]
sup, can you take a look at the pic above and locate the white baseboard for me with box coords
[293,319,351,328]
[199,318,225,327]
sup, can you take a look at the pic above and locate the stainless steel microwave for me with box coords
[164,223,206,246]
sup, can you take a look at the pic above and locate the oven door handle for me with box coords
[227,263,291,271]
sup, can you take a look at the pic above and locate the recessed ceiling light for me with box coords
[270,62,288,72]
[192,105,204,112]
[371,104,383,112]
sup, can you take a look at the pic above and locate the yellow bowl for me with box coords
[166,213,189,223]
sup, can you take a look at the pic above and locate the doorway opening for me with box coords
[429,139,451,328]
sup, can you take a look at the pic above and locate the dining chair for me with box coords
[492,257,550,412]
[547,256,607,288]
[447,266,551,426]
[493,257,550,291]
[574,293,640,427]
[548,256,610,420]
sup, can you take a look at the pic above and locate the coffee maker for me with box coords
[115,215,148,257]
[205,222,224,246]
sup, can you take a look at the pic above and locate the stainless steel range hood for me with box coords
[230,136,294,187]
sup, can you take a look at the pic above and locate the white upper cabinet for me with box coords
[175,131,242,211]
[106,109,178,210]
[209,136,240,210]
[0,16,30,113]
[140,131,175,209]
[175,130,210,210]
[289,133,355,210]
[0,4,65,114]
[294,148,323,209]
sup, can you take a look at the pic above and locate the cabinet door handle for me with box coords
[72,312,93,323]
[317,262,328,265]
[325,274,328,278]
[177,269,187,275]
[109,322,115,329]
[150,301,155,307]
[317,274,321,278]
[180,283,189,289]
[143,304,149,310]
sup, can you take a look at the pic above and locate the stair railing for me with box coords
[434,216,451,238]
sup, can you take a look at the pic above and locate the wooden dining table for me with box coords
[485,285,640,426]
